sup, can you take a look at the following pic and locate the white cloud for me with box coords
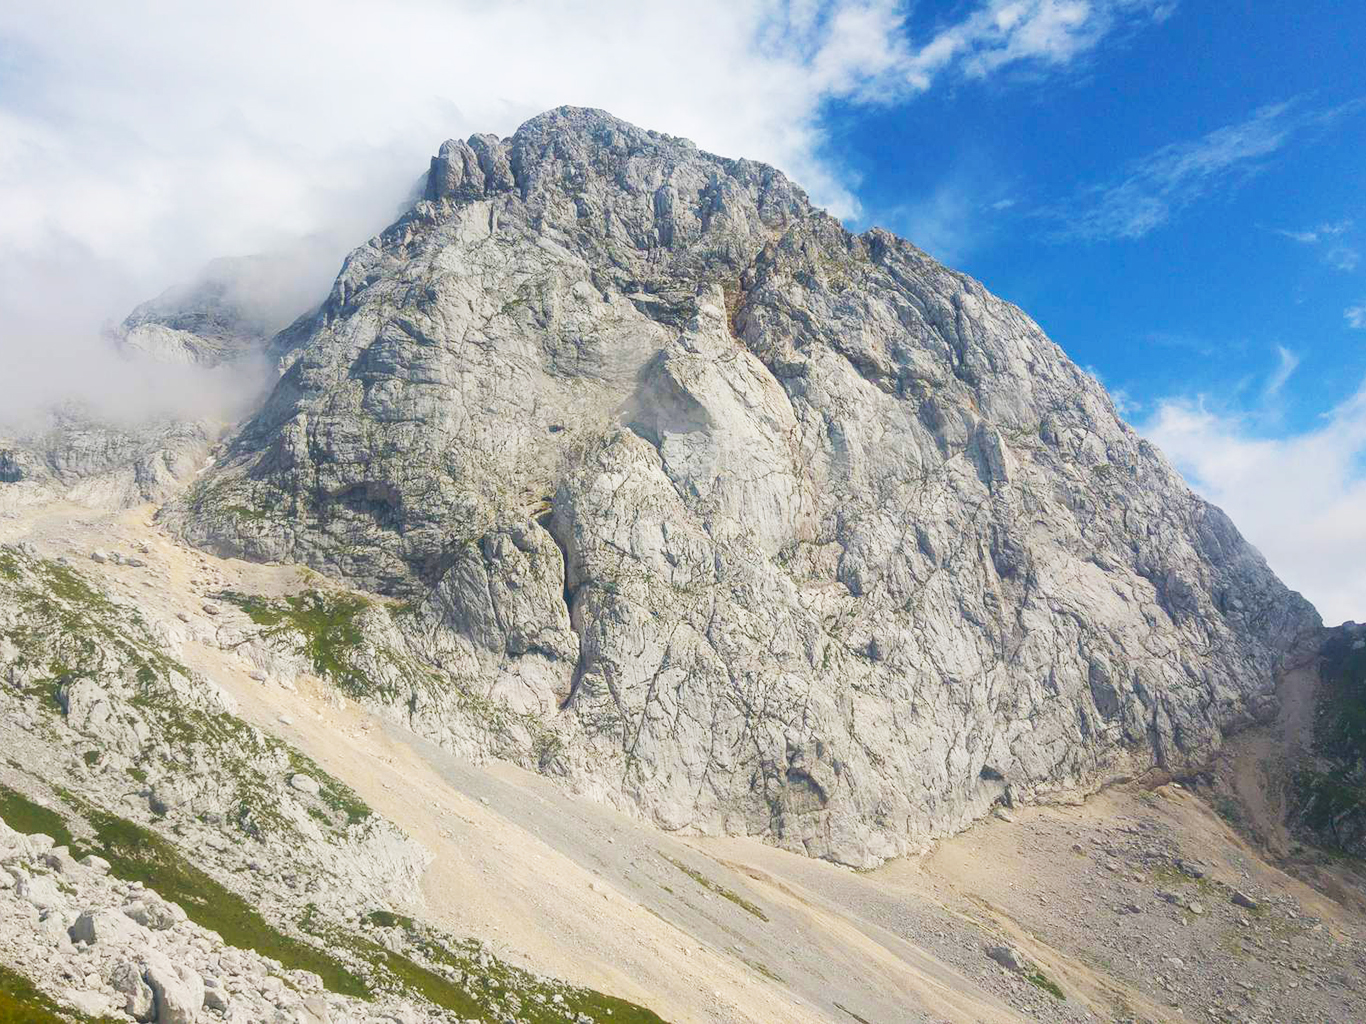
[1329,247,1362,272]
[1264,345,1300,398]
[1276,219,1352,245]
[1060,100,1363,240]
[1273,219,1360,271]
[0,1,1170,420]
[1347,304,1366,329]
[1143,382,1366,624]
[1110,387,1141,416]
[903,0,1169,89]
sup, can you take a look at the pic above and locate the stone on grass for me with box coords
[289,774,321,796]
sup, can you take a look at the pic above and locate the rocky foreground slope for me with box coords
[163,106,1318,868]
[2,510,1364,1024]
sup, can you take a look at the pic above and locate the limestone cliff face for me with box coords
[165,107,1320,866]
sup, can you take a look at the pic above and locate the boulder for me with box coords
[123,895,185,931]
[986,945,1026,973]
[17,873,63,911]
[201,976,230,1013]
[60,989,113,1018]
[111,960,155,1022]
[289,774,321,797]
[144,952,205,1024]
[70,908,145,946]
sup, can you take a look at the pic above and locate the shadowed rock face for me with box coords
[164,106,1320,867]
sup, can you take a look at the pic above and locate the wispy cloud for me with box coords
[1274,218,1360,272]
[1276,220,1351,244]
[1264,344,1301,398]
[1329,247,1362,272]
[1110,388,1141,416]
[1057,99,1363,241]
[902,0,1172,90]
[1143,378,1366,624]
[1347,304,1366,330]
[775,0,1174,104]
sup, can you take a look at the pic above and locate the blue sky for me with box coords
[826,1,1366,438]
[1,0,1364,619]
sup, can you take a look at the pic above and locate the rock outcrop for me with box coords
[0,409,216,513]
[165,106,1320,867]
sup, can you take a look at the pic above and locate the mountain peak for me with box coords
[158,107,1317,869]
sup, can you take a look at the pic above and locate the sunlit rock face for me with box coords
[165,106,1319,867]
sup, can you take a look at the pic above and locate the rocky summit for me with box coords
[164,106,1318,868]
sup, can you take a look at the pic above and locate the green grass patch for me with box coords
[287,750,371,827]
[6,783,667,1022]
[365,910,416,930]
[0,785,75,848]
[661,853,768,921]
[1026,969,1065,1000]
[412,931,670,1023]
[0,962,120,1023]
[311,906,671,1023]
[52,793,368,998]
[214,590,377,698]
[0,554,190,701]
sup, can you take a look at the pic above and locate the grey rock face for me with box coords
[167,106,1320,866]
